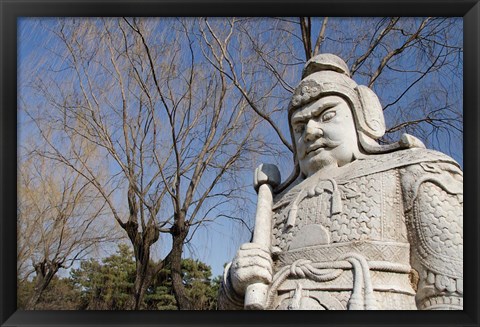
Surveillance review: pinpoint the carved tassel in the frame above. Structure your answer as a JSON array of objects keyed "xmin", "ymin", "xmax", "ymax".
[
  {"xmin": 329, "ymin": 179, "xmax": 342, "ymax": 215},
  {"xmin": 286, "ymin": 190, "xmax": 307, "ymax": 229},
  {"xmin": 331, "ymin": 190, "xmax": 342, "ymax": 215},
  {"xmin": 287, "ymin": 282, "xmax": 303, "ymax": 310},
  {"xmin": 286, "ymin": 204, "xmax": 298, "ymax": 229}
]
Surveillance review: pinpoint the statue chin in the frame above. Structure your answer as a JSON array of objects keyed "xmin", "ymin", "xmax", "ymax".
[{"xmin": 300, "ymin": 153, "xmax": 339, "ymax": 177}]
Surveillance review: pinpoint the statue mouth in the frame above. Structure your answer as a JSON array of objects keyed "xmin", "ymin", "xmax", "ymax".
[
  {"xmin": 305, "ymin": 144, "xmax": 326, "ymax": 156},
  {"xmin": 303, "ymin": 138, "xmax": 342, "ymax": 158}
]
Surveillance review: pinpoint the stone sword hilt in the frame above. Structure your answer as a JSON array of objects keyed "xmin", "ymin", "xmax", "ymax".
[{"xmin": 244, "ymin": 164, "xmax": 281, "ymax": 310}]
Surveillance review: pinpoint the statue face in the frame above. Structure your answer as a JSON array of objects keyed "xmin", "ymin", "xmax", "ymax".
[{"xmin": 291, "ymin": 95, "xmax": 360, "ymax": 177}]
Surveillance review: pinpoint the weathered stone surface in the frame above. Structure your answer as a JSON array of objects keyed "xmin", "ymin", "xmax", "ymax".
[{"xmin": 218, "ymin": 54, "xmax": 463, "ymax": 310}]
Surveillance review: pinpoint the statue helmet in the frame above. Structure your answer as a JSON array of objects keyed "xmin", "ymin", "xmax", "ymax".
[{"xmin": 275, "ymin": 53, "xmax": 424, "ymax": 193}]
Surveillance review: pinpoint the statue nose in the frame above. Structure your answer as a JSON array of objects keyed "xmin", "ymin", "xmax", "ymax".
[{"xmin": 304, "ymin": 121, "xmax": 323, "ymax": 142}]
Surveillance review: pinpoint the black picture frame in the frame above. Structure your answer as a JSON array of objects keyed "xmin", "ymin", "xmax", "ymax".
[{"xmin": 1, "ymin": 1, "xmax": 479, "ymax": 326}]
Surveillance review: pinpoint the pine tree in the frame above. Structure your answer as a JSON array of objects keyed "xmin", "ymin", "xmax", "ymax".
[{"xmin": 70, "ymin": 244, "xmax": 136, "ymax": 309}]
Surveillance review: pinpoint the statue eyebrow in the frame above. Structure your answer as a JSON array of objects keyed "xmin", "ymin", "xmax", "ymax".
[{"xmin": 291, "ymin": 101, "xmax": 340, "ymax": 125}]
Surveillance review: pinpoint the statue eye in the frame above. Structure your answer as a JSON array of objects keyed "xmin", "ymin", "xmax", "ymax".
[
  {"xmin": 294, "ymin": 124, "xmax": 305, "ymax": 134},
  {"xmin": 321, "ymin": 110, "xmax": 336, "ymax": 122}
]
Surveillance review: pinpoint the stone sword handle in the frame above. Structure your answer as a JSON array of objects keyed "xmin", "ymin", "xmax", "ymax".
[{"xmin": 244, "ymin": 164, "xmax": 281, "ymax": 310}]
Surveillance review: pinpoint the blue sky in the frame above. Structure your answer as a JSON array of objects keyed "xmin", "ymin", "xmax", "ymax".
[{"xmin": 18, "ymin": 17, "xmax": 463, "ymax": 279}]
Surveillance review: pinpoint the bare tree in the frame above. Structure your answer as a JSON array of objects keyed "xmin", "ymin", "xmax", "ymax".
[
  {"xmin": 20, "ymin": 17, "xmax": 269, "ymax": 309},
  {"xmin": 18, "ymin": 132, "xmax": 119, "ymax": 309}
]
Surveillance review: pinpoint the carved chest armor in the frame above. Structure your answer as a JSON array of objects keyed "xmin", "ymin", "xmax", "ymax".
[
  {"xmin": 268, "ymin": 169, "xmax": 417, "ymax": 310},
  {"xmin": 272, "ymin": 169, "xmax": 408, "ymax": 249}
]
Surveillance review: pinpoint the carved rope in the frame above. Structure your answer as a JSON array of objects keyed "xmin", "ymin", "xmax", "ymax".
[{"xmin": 265, "ymin": 253, "xmax": 410, "ymax": 309}]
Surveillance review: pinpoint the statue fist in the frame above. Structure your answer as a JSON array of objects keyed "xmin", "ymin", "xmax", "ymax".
[{"xmin": 230, "ymin": 243, "xmax": 273, "ymax": 296}]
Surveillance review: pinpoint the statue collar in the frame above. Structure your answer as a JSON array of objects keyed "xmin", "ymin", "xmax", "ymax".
[{"xmin": 274, "ymin": 148, "xmax": 459, "ymax": 207}]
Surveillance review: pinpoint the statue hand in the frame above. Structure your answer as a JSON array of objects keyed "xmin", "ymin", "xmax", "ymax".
[{"xmin": 230, "ymin": 242, "xmax": 273, "ymax": 296}]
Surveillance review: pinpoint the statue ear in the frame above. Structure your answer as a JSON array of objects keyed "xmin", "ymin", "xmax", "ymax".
[{"xmin": 355, "ymin": 85, "xmax": 386, "ymax": 139}]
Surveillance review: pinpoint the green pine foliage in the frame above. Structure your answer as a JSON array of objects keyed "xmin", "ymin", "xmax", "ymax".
[
  {"xmin": 182, "ymin": 259, "xmax": 219, "ymax": 310},
  {"xmin": 70, "ymin": 244, "xmax": 136, "ymax": 309},
  {"xmin": 145, "ymin": 258, "xmax": 219, "ymax": 310},
  {"xmin": 18, "ymin": 244, "xmax": 220, "ymax": 310}
]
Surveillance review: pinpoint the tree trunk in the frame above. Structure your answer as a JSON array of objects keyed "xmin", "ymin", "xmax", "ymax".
[
  {"xmin": 25, "ymin": 283, "xmax": 46, "ymax": 310},
  {"xmin": 124, "ymin": 218, "xmax": 160, "ymax": 310},
  {"xmin": 132, "ymin": 261, "xmax": 151, "ymax": 310},
  {"xmin": 25, "ymin": 261, "xmax": 59, "ymax": 309},
  {"xmin": 170, "ymin": 224, "xmax": 191, "ymax": 310}
]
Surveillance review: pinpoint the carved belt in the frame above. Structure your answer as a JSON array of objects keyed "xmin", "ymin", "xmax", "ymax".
[
  {"xmin": 266, "ymin": 252, "xmax": 413, "ymax": 310},
  {"xmin": 277, "ymin": 240, "xmax": 412, "ymax": 266}
]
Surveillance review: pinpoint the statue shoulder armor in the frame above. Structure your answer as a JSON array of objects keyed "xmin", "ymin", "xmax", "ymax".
[
  {"xmin": 397, "ymin": 149, "xmax": 463, "ymax": 309},
  {"xmin": 397, "ymin": 149, "xmax": 462, "ymax": 211}
]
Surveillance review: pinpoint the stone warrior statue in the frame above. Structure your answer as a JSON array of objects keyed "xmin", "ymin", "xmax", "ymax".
[{"xmin": 218, "ymin": 54, "xmax": 463, "ymax": 310}]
